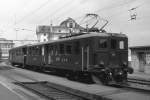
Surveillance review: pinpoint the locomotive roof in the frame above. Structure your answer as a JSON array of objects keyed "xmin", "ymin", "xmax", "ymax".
[
  {"xmin": 10, "ymin": 32, "xmax": 127, "ymax": 49},
  {"xmin": 29, "ymin": 32, "xmax": 127, "ymax": 46}
]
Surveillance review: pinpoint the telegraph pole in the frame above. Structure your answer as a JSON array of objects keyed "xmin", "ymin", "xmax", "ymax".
[{"xmin": 14, "ymin": 14, "xmax": 18, "ymax": 40}]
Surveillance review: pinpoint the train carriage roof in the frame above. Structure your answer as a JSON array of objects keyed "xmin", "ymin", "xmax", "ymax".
[
  {"xmin": 9, "ymin": 44, "xmax": 30, "ymax": 51},
  {"xmin": 29, "ymin": 32, "xmax": 127, "ymax": 46}
]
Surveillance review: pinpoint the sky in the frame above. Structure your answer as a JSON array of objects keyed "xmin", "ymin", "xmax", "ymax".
[{"xmin": 0, "ymin": 0, "xmax": 150, "ymax": 46}]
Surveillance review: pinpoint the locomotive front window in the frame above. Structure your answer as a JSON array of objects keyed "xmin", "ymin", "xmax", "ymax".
[
  {"xmin": 99, "ymin": 39, "xmax": 107, "ymax": 48},
  {"xmin": 119, "ymin": 41, "xmax": 125, "ymax": 49},
  {"xmin": 111, "ymin": 39, "xmax": 117, "ymax": 49}
]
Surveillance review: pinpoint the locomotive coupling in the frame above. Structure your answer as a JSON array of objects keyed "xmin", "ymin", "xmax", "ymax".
[{"xmin": 127, "ymin": 67, "xmax": 134, "ymax": 74}]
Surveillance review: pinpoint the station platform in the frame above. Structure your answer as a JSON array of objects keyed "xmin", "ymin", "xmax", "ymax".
[
  {"xmin": 0, "ymin": 62, "xmax": 150, "ymax": 100},
  {"xmin": 128, "ymin": 71, "xmax": 150, "ymax": 81}
]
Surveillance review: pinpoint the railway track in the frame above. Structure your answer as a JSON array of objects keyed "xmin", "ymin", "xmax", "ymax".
[
  {"xmin": 126, "ymin": 78, "xmax": 150, "ymax": 92},
  {"xmin": 14, "ymin": 65, "xmax": 150, "ymax": 93},
  {"xmin": 14, "ymin": 81, "xmax": 89, "ymax": 100}
]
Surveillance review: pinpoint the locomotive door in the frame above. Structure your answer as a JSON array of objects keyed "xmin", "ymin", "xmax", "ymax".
[{"xmin": 82, "ymin": 46, "xmax": 89, "ymax": 71}]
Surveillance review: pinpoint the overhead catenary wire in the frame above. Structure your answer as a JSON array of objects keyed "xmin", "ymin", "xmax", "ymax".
[
  {"xmin": 16, "ymin": 0, "xmax": 51, "ymax": 24},
  {"xmin": 38, "ymin": 0, "xmax": 73, "ymax": 24},
  {"xmin": 7, "ymin": 0, "xmax": 150, "ymax": 31}
]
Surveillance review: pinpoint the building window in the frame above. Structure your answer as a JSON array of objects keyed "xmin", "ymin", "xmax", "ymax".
[
  {"xmin": 69, "ymin": 23, "xmax": 73, "ymax": 28},
  {"xmin": 146, "ymin": 52, "xmax": 150, "ymax": 65},
  {"xmin": 58, "ymin": 30, "xmax": 61, "ymax": 32}
]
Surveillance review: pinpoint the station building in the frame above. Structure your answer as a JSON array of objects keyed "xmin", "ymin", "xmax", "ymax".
[
  {"xmin": 36, "ymin": 17, "xmax": 84, "ymax": 42},
  {"xmin": 0, "ymin": 38, "xmax": 14, "ymax": 61},
  {"xmin": 130, "ymin": 45, "xmax": 150, "ymax": 74}
]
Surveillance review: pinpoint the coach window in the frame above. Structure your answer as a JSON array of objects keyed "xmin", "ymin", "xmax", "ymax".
[
  {"xmin": 111, "ymin": 39, "xmax": 117, "ymax": 49},
  {"xmin": 48, "ymin": 46, "xmax": 54, "ymax": 55},
  {"xmin": 29, "ymin": 48, "xmax": 32, "ymax": 55},
  {"xmin": 66, "ymin": 45, "xmax": 72, "ymax": 54},
  {"xmin": 60, "ymin": 44, "xmax": 65, "ymax": 54},
  {"xmin": 99, "ymin": 39, "xmax": 107, "ymax": 48}
]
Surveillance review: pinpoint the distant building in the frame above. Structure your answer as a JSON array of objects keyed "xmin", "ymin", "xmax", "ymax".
[
  {"xmin": 130, "ymin": 45, "xmax": 150, "ymax": 74},
  {"xmin": 0, "ymin": 38, "xmax": 14, "ymax": 61},
  {"xmin": 36, "ymin": 17, "xmax": 84, "ymax": 42},
  {"xmin": 13, "ymin": 40, "xmax": 38, "ymax": 47}
]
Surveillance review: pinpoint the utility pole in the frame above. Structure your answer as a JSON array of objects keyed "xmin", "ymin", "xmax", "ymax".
[{"xmin": 14, "ymin": 14, "xmax": 18, "ymax": 40}]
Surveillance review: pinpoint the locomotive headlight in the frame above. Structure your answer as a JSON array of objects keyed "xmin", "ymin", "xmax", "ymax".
[
  {"xmin": 109, "ymin": 72, "xmax": 112, "ymax": 76},
  {"xmin": 118, "ymin": 71, "xmax": 123, "ymax": 75}
]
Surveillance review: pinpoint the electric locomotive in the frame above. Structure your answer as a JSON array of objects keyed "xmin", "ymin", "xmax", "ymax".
[{"xmin": 9, "ymin": 32, "xmax": 133, "ymax": 85}]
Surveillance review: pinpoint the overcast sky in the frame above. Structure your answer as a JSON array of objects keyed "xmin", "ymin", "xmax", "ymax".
[{"xmin": 0, "ymin": 0, "xmax": 150, "ymax": 46}]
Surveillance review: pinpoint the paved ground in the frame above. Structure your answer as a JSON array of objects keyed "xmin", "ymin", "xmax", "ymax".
[
  {"xmin": 0, "ymin": 83, "xmax": 25, "ymax": 100},
  {"xmin": 0, "ymin": 62, "xmax": 46, "ymax": 100},
  {"xmin": 0, "ymin": 62, "xmax": 150, "ymax": 100}
]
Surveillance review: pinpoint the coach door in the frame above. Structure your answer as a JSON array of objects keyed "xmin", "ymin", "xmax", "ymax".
[
  {"xmin": 23, "ymin": 48, "xmax": 27, "ymax": 67},
  {"xmin": 42, "ymin": 46, "xmax": 46, "ymax": 64},
  {"xmin": 82, "ymin": 46, "xmax": 89, "ymax": 71}
]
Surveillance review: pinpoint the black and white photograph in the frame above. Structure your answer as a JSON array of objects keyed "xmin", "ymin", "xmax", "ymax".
[{"xmin": 0, "ymin": 0, "xmax": 150, "ymax": 100}]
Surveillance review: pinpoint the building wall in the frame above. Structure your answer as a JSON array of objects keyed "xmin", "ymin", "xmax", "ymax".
[
  {"xmin": 131, "ymin": 51, "xmax": 139, "ymax": 71},
  {"xmin": 0, "ymin": 39, "xmax": 14, "ymax": 61},
  {"xmin": 36, "ymin": 18, "xmax": 84, "ymax": 42},
  {"xmin": 130, "ymin": 47, "xmax": 150, "ymax": 74}
]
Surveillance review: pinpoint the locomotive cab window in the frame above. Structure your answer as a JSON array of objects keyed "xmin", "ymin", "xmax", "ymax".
[
  {"xmin": 99, "ymin": 39, "xmax": 107, "ymax": 48},
  {"xmin": 119, "ymin": 41, "xmax": 125, "ymax": 49},
  {"xmin": 111, "ymin": 39, "xmax": 117, "ymax": 49}
]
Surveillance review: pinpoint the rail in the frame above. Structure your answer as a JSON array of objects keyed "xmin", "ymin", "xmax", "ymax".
[
  {"xmin": 14, "ymin": 81, "xmax": 95, "ymax": 100},
  {"xmin": 125, "ymin": 78, "xmax": 150, "ymax": 92}
]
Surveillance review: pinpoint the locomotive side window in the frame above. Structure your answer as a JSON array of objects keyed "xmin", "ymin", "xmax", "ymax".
[
  {"xmin": 74, "ymin": 41, "xmax": 80, "ymax": 54},
  {"xmin": 119, "ymin": 41, "xmax": 124, "ymax": 49},
  {"xmin": 99, "ymin": 39, "xmax": 107, "ymax": 48},
  {"xmin": 111, "ymin": 39, "xmax": 117, "ymax": 49}
]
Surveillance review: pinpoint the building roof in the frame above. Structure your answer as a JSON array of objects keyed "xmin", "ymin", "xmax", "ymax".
[
  {"xmin": 60, "ymin": 17, "xmax": 76, "ymax": 25},
  {"xmin": 130, "ymin": 45, "xmax": 150, "ymax": 49},
  {"xmin": 0, "ymin": 38, "xmax": 6, "ymax": 40},
  {"xmin": 60, "ymin": 17, "xmax": 84, "ymax": 29}
]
